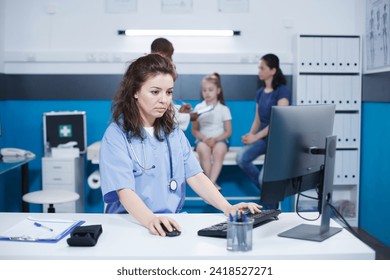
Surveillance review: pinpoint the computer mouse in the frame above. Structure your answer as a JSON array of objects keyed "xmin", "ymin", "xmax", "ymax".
[{"xmin": 160, "ymin": 224, "xmax": 181, "ymax": 237}]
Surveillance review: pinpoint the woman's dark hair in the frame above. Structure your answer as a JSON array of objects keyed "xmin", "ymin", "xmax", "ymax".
[
  {"xmin": 261, "ymin": 53, "xmax": 286, "ymax": 89},
  {"xmin": 111, "ymin": 53, "xmax": 176, "ymax": 141},
  {"xmin": 150, "ymin": 37, "xmax": 174, "ymax": 60},
  {"xmin": 202, "ymin": 72, "xmax": 225, "ymax": 105}
]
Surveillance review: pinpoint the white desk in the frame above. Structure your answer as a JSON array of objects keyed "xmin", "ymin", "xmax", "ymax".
[{"xmin": 0, "ymin": 212, "xmax": 374, "ymax": 260}]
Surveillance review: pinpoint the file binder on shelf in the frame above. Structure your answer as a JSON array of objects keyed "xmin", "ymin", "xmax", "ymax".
[
  {"xmin": 0, "ymin": 216, "xmax": 85, "ymax": 243},
  {"xmin": 294, "ymin": 34, "xmax": 361, "ymax": 227}
]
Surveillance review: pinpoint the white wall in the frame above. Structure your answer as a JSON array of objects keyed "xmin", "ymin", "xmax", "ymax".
[
  {"xmin": 2, "ymin": 0, "xmax": 365, "ymax": 74},
  {"xmin": 0, "ymin": 0, "xmax": 5, "ymax": 72}
]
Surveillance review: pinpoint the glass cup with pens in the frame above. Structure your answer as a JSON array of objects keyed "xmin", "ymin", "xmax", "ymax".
[{"xmin": 226, "ymin": 211, "xmax": 254, "ymax": 252}]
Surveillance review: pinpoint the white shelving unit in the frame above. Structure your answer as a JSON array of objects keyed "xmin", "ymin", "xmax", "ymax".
[{"xmin": 294, "ymin": 34, "xmax": 361, "ymax": 227}]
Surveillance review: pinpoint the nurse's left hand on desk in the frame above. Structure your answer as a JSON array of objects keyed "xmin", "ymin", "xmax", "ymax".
[
  {"xmin": 148, "ymin": 216, "xmax": 181, "ymax": 237},
  {"xmin": 224, "ymin": 202, "xmax": 262, "ymax": 216}
]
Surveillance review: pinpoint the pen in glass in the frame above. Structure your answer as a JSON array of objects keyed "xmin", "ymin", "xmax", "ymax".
[{"xmin": 33, "ymin": 222, "xmax": 53, "ymax": 232}]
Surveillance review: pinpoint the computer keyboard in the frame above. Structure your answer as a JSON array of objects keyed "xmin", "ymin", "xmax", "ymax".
[{"xmin": 197, "ymin": 209, "xmax": 281, "ymax": 238}]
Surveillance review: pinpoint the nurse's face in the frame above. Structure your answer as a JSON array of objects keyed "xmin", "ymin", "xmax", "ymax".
[{"xmin": 134, "ymin": 73, "xmax": 174, "ymax": 127}]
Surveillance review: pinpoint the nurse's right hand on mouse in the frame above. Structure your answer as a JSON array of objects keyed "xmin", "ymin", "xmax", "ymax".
[{"xmin": 148, "ymin": 216, "xmax": 181, "ymax": 237}]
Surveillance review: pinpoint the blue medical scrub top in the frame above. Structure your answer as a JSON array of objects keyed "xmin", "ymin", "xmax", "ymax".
[{"xmin": 99, "ymin": 123, "xmax": 203, "ymax": 214}]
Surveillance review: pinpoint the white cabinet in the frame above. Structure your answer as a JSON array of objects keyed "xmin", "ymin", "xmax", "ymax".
[
  {"xmin": 42, "ymin": 157, "xmax": 84, "ymax": 212},
  {"xmin": 294, "ymin": 35, "xmax": 361, "ymax": 226}
]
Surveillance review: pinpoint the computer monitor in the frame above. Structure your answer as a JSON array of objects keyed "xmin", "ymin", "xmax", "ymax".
[{"xmin": 261, "ymin": 104, "xmax": 341, "ymax": 242}]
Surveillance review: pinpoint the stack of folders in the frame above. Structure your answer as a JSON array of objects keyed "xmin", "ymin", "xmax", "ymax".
[{"xmin": 0, "ymin": 216, "xmax": 84, "ymax": 243}]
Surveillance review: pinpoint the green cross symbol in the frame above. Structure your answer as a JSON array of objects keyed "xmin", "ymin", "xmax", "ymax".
[{"xmin": 59, "ymin": 125, "xmax": 72, "ymax": 138}]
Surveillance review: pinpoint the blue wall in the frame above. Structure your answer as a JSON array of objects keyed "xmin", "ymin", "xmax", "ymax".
[
  {"xmin": 1, "ymin": 99, "xmax": 283, "ymax": 214},
  {"xmin": 3, "ymin": 99, "xmax": 389, "ymax": 247},
  {"xmin": 360, "ymin": 102, "xmax": 390, "ymax": 247},
  {"xmin": 0, "ymin": 100, "xmax": 112, "ymax": 212}
]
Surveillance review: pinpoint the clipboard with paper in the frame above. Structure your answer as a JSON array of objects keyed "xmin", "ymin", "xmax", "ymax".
[{"xmin": 0, "ymin": 216, "xmax": 85, "ymax": 243}]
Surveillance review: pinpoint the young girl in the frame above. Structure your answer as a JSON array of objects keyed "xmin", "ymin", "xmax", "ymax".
[{"xmin": 192, "ymin": 73, "xmax": 232, "ymax": 191}]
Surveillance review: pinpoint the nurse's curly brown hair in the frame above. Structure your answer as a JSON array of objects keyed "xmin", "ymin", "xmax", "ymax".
[{"xmin": 112, "ymin": 54, "xmax": 176, "ymax": 141}]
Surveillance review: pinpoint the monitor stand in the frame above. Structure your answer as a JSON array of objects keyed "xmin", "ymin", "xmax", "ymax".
[
  {"xmin": 278, "ymin": 224, "xmax": 341, "ymax": 242},
  {"xmin": 278, "ymin": 135, "xmax": 342, "ymax": 242}
]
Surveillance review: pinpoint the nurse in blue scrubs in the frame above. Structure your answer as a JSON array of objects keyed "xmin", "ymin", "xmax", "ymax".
[{"xmin": 100, "ymin": 54, "xmax": 261, "ymax": 237}]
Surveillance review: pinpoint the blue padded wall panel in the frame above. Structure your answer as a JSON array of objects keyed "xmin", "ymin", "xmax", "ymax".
[{"xmin": 360, "ymin": 102, "xmax": 390, "ymax": 247}]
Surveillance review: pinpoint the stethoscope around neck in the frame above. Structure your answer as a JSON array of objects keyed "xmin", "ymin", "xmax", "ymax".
[{"xmin": 127, "ymin": 133, "xmax": 178, "ymax": 192}]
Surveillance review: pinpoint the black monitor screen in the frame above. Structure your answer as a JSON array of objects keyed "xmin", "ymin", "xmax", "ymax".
[
  {"xmin": 43, "ymin": 112, "xmax": 86, "ymax": 153},
  {"xmin": 261, "ymin": 104, "xmax": 335, "ymax": 204},
  {"xmin": 260, "ymin": 104, "xmax": 341, "ymax": 242}
]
